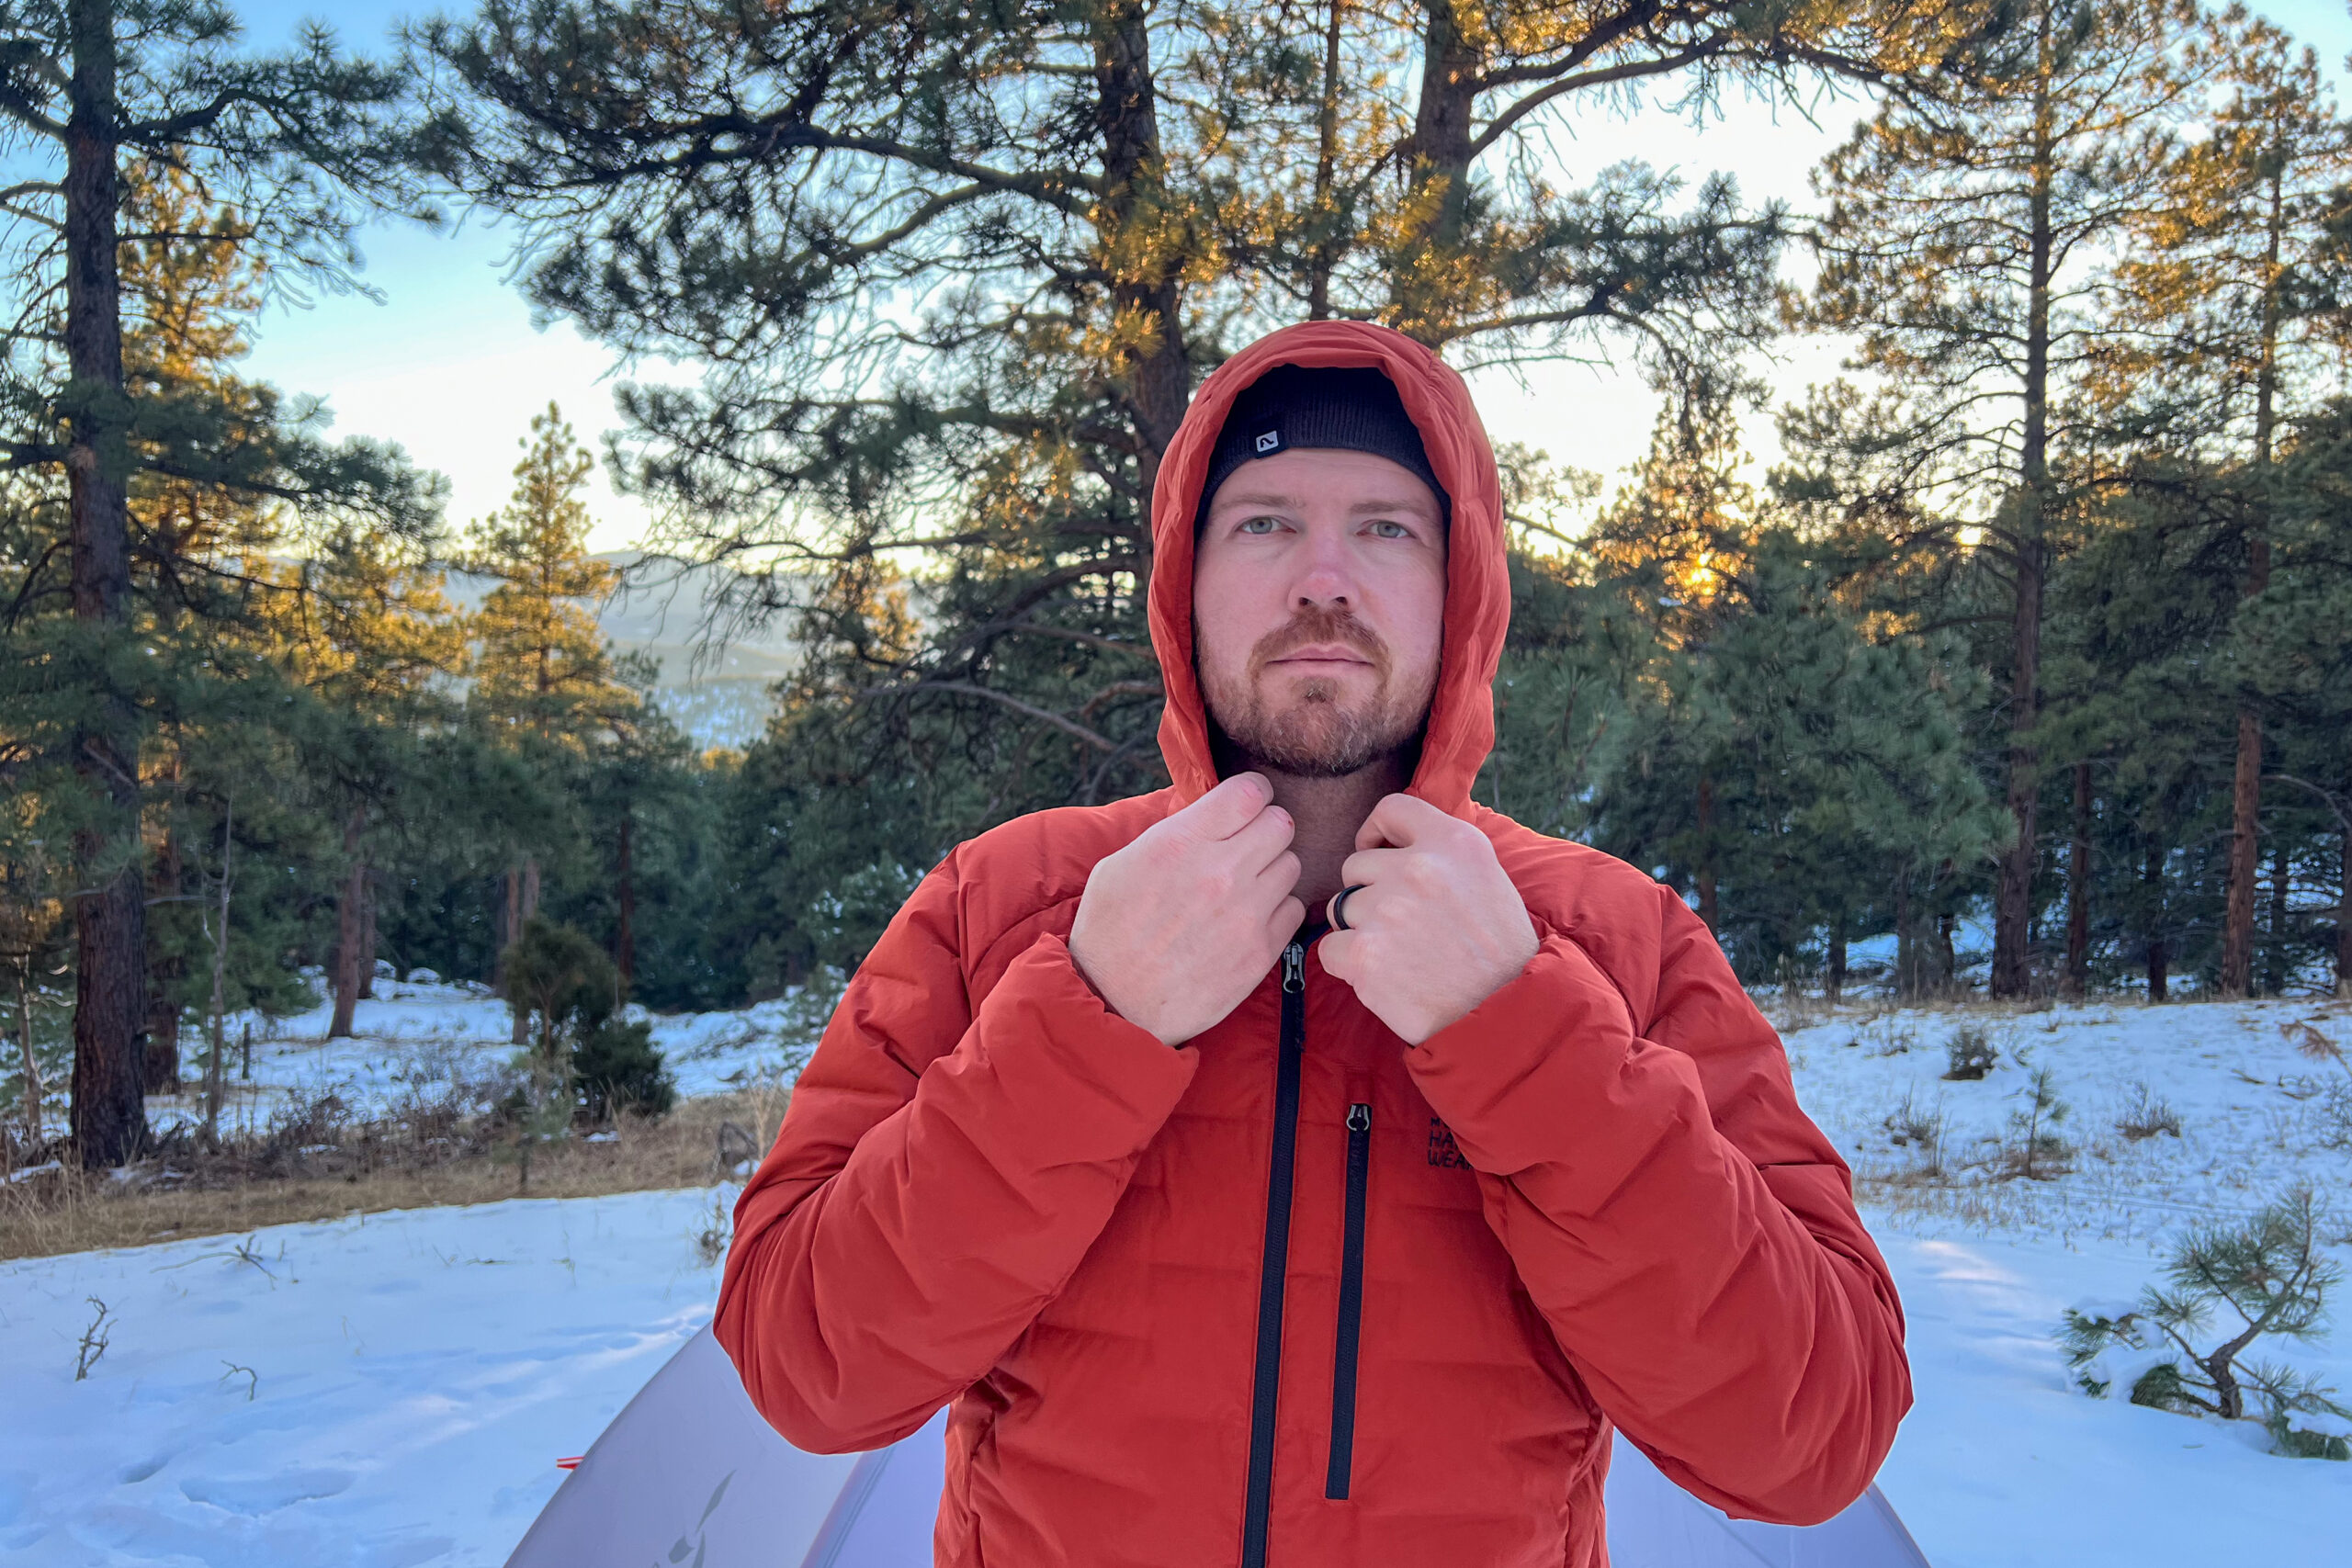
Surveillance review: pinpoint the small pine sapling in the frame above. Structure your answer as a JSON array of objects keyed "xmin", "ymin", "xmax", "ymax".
[
  {"xmin": 1943, "ymin": 1025, "xmax": 1996, "ymax": 1080},
  {"xmin": 1880, "ymin": 1088, "xmax": 1947, "ymax": 1179},
  {"xmin": 2062, "ymin": 1190, "xmax": 2348, "ymax": 1457},
  {"xmin": 2003, "ymin": 1066, "xmax": 2073, "ymax": 1179}
]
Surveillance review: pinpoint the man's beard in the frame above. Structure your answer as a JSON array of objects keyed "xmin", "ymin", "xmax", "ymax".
[{"xmin": 1198, "ymin": 604, "xmax": 1435, "ymax": 779}]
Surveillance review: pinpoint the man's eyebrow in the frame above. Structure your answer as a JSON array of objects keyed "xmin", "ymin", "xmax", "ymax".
[{"xmin": 1210, "ymin": 491, "xmax": 1439, "ymax": 515}]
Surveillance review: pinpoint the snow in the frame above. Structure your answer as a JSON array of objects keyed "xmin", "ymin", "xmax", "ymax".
[
  {"xmin": 124, "ymin": 979, "xmax": 816, "ymax": 1145},
  {"xmin": 4, "ymin": 994, "xmax": 2348, "ymax": 1565},
  {"xmin": 0, "ymin": 1190, "xmax": 729, "ymax": 1567}
]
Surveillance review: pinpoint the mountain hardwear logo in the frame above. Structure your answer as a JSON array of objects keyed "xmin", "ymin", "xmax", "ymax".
[{"xmin": 1254, "ymin": 430, "xmax": 1281, "ymax": 453}]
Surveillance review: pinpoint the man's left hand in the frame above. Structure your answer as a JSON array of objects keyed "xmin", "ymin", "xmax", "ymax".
[{"xmin": 1317, "ymin": 795, "xmax": 1540, "ymax": 1045}]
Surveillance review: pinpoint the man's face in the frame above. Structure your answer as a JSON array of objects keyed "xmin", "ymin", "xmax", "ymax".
[{"xmin": 1193, "ymin": 446, "xmax": 1447, "ymax": 778}]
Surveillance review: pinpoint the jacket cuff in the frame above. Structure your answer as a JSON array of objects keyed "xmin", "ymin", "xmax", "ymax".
[
  {"xmin": 1403, "ymin": 933, "xmax": 1671, "ymax": 1179},
  {"xmin": 970, "ymin": 932, "xmax": 1198, "ymax": 1143}
]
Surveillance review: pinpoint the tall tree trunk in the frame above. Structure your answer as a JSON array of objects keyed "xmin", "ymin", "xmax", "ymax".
[
  {"xmin": 1894, "ymin": 875, "xmax": 1915, "ymax": 999},
  {"xmin": 356, "ymin": 869, "xmax": 378, "ymax": 999},
  {"xmin": 1395, "ymin": 0, "xmax": 1480, "ymax": 341},
  {"xmin": 328, "ymin": 813, "xmax": 366, "ymax": 1040},
  {"xmin": 2223, "ymin": 156, "xmax": 2288, "ymax": 998},
  {"xmin": 1306, "ymin": 0, "xmax": 1347, "ymax": 320},
  {"xmin": 494, "ymin": 866, "xmax": 521, "ymax": 994},
  {"xmin": 1826, "ymin": 915, "xmax": 1847, "ymax": 1004},
  {"xmin": 511, "ymin": 857, "xmax": 541, "ymax": 1044},
  {"xmin": 142, "ymin": 827, "xmax": 180, "ymax": 1093},
  {"xmin": 1092, "ymin": 1, "xmax": 1188, "ymax": 496},
  {"xmin": 1936, "ymin": 909, "xmax": 1957, "ymax": 993},
  {"xmin": 1694, "ymin": 773, "xmax": 1718, "ymax": 934},
  {"xmin": 2065, "ymin": 761, "xmax": 2091, "ymax": 998},
  {"xmin": 615, "ymin": 813, "xmax": 636, "ymax": 999},
  {"xmin": 2143, "ymin": 842, "xmax": 2168, "ymax": 1002},
  {"xmin": 200, "ymin": 796, "xmax": 230, "ymax": 1149},
  {"xmin": 2263, "ymin": 839, "xmax": 2290, "ymax": 996},
  {"xmin": 64, "ymin": 0, "xmax": 146, "ymax": 1168},
  {"xmin": 16, "ymin": 960, "xmax": 40, "ymax": 1152},
  {"xmin": 2338, "ymin": 825, "xmax": 2350, "ymax": 1000},
  {"xmin": 1994, "ymin": 51, "xmax": 2057, "ymax": 1001}
]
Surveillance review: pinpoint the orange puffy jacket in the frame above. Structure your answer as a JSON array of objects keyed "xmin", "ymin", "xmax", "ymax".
[{"xmin": 715, "ymin": 321, "xmax": 1910, "ymax": 1567}]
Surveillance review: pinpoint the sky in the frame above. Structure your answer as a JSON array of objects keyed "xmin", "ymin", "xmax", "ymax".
[{"xmin": 228, "ymin": 1, "xmax": 2352, "ymax": 554}]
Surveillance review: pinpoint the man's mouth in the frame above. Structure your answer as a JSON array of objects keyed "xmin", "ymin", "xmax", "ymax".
[{"xmin": 1267, "ymin": 643, "xmax": 1374, "ymax": 668}]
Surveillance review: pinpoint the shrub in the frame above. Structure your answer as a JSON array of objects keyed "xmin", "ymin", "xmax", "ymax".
[
  {"xmin": 1880, "ymin": 1088, "xmax": 1946, "ymax": 1177},
  {"xmin": 498, "ymin": 916, "xmax": 675, "ymax": 1128},
  {"xmin": 2062, "ymin": 1189, "xmax": 2347, "ymax": 1457},
  {"xmin": 574, "ymin": 1016, "xmax": 676, "ymax": 1122},
  {"xmin": 2114, "ymin": 1082, "xmax": 2184, "ymax": 1142},
  {"xmin": 1943, "ymin": 1025, "xmax": 1997, "ymax": 1081}
]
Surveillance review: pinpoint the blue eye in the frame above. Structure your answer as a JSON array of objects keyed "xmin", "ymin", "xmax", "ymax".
[
  {"xmin": 1238, "ymin": 516, "xmax": 1281, "ymax": 535},
  {"xmin": 1368, "ymin": 520, "xmax": 1410, "ymax": 539}
]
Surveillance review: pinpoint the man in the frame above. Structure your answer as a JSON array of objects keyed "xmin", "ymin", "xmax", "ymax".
[{"xmin": 715, "ymin": 321, "xmax": 1909, "ymax": 1567}]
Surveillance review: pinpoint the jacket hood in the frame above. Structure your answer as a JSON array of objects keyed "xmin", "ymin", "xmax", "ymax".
[{"xmin": 1148, "ymin": 321, "xmax": 1510, "ymax": 814}]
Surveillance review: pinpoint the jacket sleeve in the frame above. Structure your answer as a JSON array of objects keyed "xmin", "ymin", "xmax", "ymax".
[
  {"xmin": 711, "ymin": 855, "xmax": 1197, "ymax": 1452},
  {"xmin": 1402, "ymin": 886, "xmax": 1909, "ymax": 1524}
]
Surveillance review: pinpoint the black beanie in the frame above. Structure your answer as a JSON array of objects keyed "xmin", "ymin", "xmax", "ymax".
[{"xmin": 1194, "ymin": 365, "xmax": 1448, "ymax": 530}]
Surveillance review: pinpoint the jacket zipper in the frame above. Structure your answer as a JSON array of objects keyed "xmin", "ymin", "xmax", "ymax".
[
  {"xmin": 1240, "ymin": 939, "xmax": 1306, "ymax": 1568},
  {"xmin": 1325, "ymin": 1100, "xmax": 1371, "ymax": 1500}
]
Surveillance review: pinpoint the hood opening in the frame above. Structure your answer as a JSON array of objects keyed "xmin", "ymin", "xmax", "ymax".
[{"xmin": 1148, "ymin": 321, "xmax": 1511, "ymax": 816}]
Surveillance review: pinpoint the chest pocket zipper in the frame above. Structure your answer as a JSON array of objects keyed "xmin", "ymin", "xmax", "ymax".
[{"xmin": 1326, "ymin": 1100, "xmax": 1372, "ymax": 1500}]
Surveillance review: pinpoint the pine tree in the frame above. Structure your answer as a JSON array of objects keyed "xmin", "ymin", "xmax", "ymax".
[
  {"xmin": 463, "ymin": 403, "xmax": 642, "ymax": 1032},
  {"xmin": 0, "ymin": 1, "xmax": 434, "ymax": 1165},
  {"xmin": 2100, "ymin": 6, "xmax": 2352, "ymax": 996},
  {"xmin": 1803, "ymin": 0, "xmax": 2198, "ymax": 998}
]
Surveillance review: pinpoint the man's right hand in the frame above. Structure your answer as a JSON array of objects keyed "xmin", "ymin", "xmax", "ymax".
[{"xmin": 1068, "ymin": 773, "xmax": 1304, "ymax": 1046}]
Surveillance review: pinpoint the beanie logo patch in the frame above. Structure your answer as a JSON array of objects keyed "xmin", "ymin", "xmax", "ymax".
[{"xmin": 1254, "ymin": 429, "xmax": 1282, "ymax": 454}]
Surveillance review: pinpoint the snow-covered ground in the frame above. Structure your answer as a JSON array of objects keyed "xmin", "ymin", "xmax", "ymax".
[
  {"xmin": 4, "ymin": 995, "xmax": 2348, "ymax": 1565},
  {"xmin": 127, "ymin": 978, "xmax": 818, "ymax": 1144}
]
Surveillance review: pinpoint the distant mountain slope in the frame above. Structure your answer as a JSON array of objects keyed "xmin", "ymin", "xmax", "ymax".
[{"xmin": 443, "ymin": 551, "xmax": 804, "ymax": 748}]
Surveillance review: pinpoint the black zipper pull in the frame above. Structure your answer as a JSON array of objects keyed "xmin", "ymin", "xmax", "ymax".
[
  {"xmin": 1282, "ymin": 942, "xmax": 1304, "ymax": 993},
  {"xmin": 1347, "ymin": 1102, "xmax": 1370, "ymax": 1133}
]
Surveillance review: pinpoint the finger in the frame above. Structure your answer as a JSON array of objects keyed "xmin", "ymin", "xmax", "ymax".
[
  {"xmin": 1356, "ymin": 791, "xmax": 1444, "ymax": 852},
  {"xmin": 1253, "ymin": 851, "xmax": 1302, "ymax": 903},
  {"xmin": 1317, "ymin": 927, "xmax": 1358, "ymax": 981},
  {"xmin": 1182, "ymin": 773, "xmax": 1276, "ymax": 840},
  {"xmin": 1328, "ymin": 881, "xmax": 1384, "ymax": 934},
  {"xmin": 1264, "ymin": 894, "xmax": 1306, "ymax": 951},
  {"xmin": 1223, "ymin": 801, "xmax": 1296, "ymax": 874},
  {"xmin": 1338, "ymin": 844, "xmax": 1408, "ymax": 892}
]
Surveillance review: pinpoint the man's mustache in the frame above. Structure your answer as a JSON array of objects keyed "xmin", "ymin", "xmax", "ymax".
[{"xmin": 1248, "ymin": 606, "xmax": 1393, "ymax": 681}]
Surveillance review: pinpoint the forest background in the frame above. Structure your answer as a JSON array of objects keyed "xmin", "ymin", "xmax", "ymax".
[{"xmin": 7, "ymin": 0, "xmax": 2352, "ymax": 1170}]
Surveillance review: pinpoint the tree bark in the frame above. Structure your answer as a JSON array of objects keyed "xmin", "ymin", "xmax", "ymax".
[
  {"xmin": 16, "ymin": 960, "xmax": 40, "ymax": 1152},
  {"xmin": 64, "ymin": 0, "xmax": 147, "ymax": 1168},
  {"xmin": 2143, "ymin": 842, "xmax": 2168, "ymax": 1001},
  {"xmin": 142, "ymin": 833, "xmax": 180, "ymax": 1094},
  {"xmin": 356, "ymin": 868, "xmax": 378, "ymax": 1000},
  {"xmin": 201, "ymin": 796, "xmax": 230, "ymax": 1149},
  {"xmin": 1393, "ymin": 0, "xmax": 1480, "ymax": 341},
  {"xmin": 2338, "ymin": 825, "xmax": 2351, "ymax": 1000},
  {"xmin": 1826, "ymin": 915, "xmax": 1847, "ymax": 1004},
  {"xmin": 2065, "ymin": 761, "xmax": 2091, "ymax": 998},
  {"xmin": 511, "ymin": 857, "xmax": 541, "ymax": 1044},
  {"xmin": 615, "ymin": 813, "xmax": 635, "ymax": 999},
  {"xmin": 1306, "ymin": 0, "xmax": 1347, "ymax": 320},
  {"xmin": 1092, "ymin": 1, "xmax": 1188, "ymax": 493},
  {"xmin": 2222, "ymin": 153, "xmax": 2288, "ymax": 998},
  {"xmin": 2264, "ymin": 838, "xmax": 2290, "ymax": 996},
  {"xmin": 1694, "ymin": 773, "xmax": 1718, "ymax": 934},
  {"xmin": 1894, "ymin": 875, "xmax": 1915, "ymax": 999},
  {"xmin": 1994, "ymin": 43, "xmax": 2058, "ymax": 1001},
  {"xmin": 328, "ymin": 813, "xmax": 366, "ymax": 1040}
]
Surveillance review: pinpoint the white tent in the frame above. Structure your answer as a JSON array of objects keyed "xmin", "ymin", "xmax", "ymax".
[{"xmin": 506, "ymin": 1327, "xmax": 1930, "ymax": 1567}]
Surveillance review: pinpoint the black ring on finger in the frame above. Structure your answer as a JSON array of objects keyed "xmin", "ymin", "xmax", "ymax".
[{"xmin": 1329, "ymin": 884, "xmax": 1367, "ymax": 931}]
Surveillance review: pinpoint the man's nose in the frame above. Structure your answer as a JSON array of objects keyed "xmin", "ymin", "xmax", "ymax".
[{"xmin": 1290, "ymin": 527, "xmax": 1360, "ymax": 608}]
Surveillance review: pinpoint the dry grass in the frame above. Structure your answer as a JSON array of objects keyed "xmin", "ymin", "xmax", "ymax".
[{"xmin": 0, "ymin": 1085, "xmax": 791, "ymax": 1263}]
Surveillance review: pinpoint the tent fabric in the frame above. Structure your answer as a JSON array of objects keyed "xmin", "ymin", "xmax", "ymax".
[{"xmin": 506, "ymin": 1328, "xmax": 1931, "ymax": 1568}]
